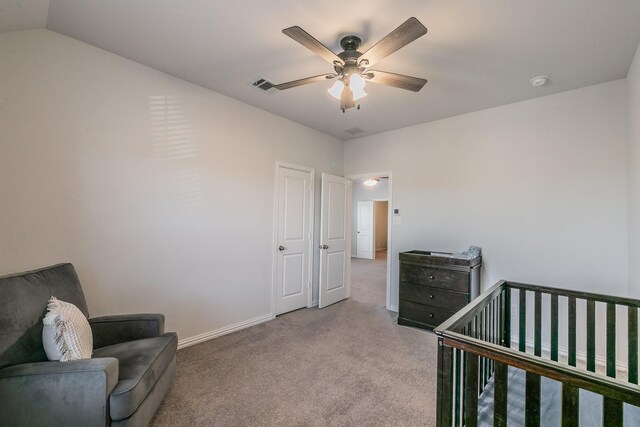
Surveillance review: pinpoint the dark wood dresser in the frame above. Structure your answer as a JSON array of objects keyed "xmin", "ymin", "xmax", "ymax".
[{"xmin": 398, "ymin": 250, "xmax": 481, "ymax": 331}]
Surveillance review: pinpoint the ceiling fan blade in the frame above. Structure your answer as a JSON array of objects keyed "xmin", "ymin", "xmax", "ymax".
[
  {"xmin": 366, "ymin": 70, "xmax": 427, "ymax": 92},
  {"xmin": 283, "ymin": 26, "xmax": 344, "ymax": 65},
  {"xmin": 274, "ymin": 73, "xmax": 335, "ymax": 90},
  {"xmin": 360, "ymin": 17, "xmax": 427, "ymax": 67}
]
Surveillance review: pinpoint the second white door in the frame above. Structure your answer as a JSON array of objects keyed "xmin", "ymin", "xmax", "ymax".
[
  {"xmin": 318, "ymin": 173, "xmax": 351, "ymax": 308},
  {"xmin": 356, "ymin": 200, "xmax": 374, "ymax": 259}
]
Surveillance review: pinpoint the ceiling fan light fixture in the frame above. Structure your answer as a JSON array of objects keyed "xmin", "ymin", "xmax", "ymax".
[
  {"xmin": 328, "ymin": 80, "xmax": 344, "ymax": 99},
  {"xmin": 363, "ymin": 178, "xmax": 380, "ymax": 187},
  {"xmin": 350, "ymin": 73, "xmax": 367, "ymax": 101}
]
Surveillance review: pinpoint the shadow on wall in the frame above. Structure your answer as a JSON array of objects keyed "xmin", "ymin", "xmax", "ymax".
[{"xmin": 149, "ymin": 95, "xmax": 203, "ymax": 228}]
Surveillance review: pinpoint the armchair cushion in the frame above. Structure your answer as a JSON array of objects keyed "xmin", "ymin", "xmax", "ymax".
[{"xmin": 92, "ymin": 332, "xmax": 177, "ymax": 421}]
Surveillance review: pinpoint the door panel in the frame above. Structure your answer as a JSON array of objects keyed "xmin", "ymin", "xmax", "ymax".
[
  {"xmin": 276, "ymin": 166, "xmax": 312, "ymax": 315},
  {"xmin": 356, "ymin": 200, "xmax": 374, "ymax": 259},
  {"xmin": 326, "ymin": 251, "xmax": 346, "ymax": 291},
  {"xmin": 328, "ymin": 181, "xmax": 346, "ymax": 239},
  {"xmin": 283, "ymin": 176, "xmax": 305, "ymax": 240},
  {"xmin": 319, "ymin": 173, "xmax": 351, "ymax": 308},
  {"xmin": 282, "ymin": 253, "xmax": 304, "ymax": 297}
]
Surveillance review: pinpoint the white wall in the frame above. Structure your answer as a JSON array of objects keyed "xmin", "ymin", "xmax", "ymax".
[
  {"xmin": 629, "ymin": 42, "xmax": 640, "ymax": 297},
  {"xmin": 0, "ymin": 30, "xmax": 343, "ymax": 343},
  {"xmin": 345, "ymin": 80, "xmax": 629, "ymax": 311},
  {"xmin": 350, "ymin": 179, "xmax": 389, "ymax": 256}
]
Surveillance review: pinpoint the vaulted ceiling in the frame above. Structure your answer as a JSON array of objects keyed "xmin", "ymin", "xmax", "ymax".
[{"xmin": 3, "ymin": 0, "xmax": 640, "ymax": 139}]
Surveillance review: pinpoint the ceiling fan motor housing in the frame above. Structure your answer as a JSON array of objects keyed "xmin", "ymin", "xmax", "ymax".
[{"xmin": 338, "ymin": 36, "xmax": 363, "ymax": 61}]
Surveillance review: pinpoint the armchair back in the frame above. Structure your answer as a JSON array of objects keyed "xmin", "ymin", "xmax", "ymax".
[{"xmin": 0, "ymin": 263, "xmax": 89, "ymax": 369}]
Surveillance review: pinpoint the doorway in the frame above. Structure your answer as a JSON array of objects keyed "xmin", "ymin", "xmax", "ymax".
[{"xmin": 348, "ymin": 174, "xmax": 392, "ymax": 309}]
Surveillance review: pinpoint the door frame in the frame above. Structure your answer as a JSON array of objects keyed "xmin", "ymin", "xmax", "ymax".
[
  {"xmin": 346, "ymin": 171, "xmax": 394, "ymax": 312},
  {"xmin": 271, "ymin": 162, "xmax": 315, "ymax": 318}
]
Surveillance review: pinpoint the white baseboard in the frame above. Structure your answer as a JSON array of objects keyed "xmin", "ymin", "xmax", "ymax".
[
  {"xmin": 310, "ymin": 300, "xmax": 318, "ymax": 307},
  {"xmin": 387, "ymin": 304, "xmax": 398, "ymax": 312},
  {"xmin": 177, "ymin": 313, "xmax": 274, "ymax": 350}
]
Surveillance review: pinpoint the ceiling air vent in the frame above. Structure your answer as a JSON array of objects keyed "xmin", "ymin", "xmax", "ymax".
[
  {"xmin": 250, "ymin": 77, "xmax": 277, "ymax": 94},
  {"xmin": 343, "ymin": 127, "xmax": 364, "ymax": 136}
]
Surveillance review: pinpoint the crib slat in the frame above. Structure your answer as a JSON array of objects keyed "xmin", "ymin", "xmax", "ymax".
[
  {"xmin": 525, "ymin": 372, "xmax": 541, "ymax": 427},
  {"xmin": 479, "ymin": 310, "xmax": 485, "ymax": 389},
  {"xmin": 465, "ymin": 353, "xmax": 479, "ymax": 427},
  {"xmin": 494, "ymin": 362, "xmax": 508, "ymax": 427},
  {"xmin": 561, "ymin": 384, "xmax": 579, "ymax": 427},
  {"xmin": 606, "ymin": 303, "xmax": 616, "ymax": 378},
  {"xmin": 519, "ymin": 289, "xmax": 527, "ymax": 353},
  {"xmin": 436, "ymin": 341, "xmax": 453, "ymax": 427},
  {"xmin": 551, "ymin": 294, "xmax": 559, "ymax": 362},
  {"xmin": 503, "ymin": 288, "xmax": 511, "ymax": 348},
  {"xmin": 603, "ymin": 397, "xmax": 623, "ymax": 427},
  {"xmin": 484, "ymin": 307, "xmax": 490, "ymax": 382},
  {"xmin": 587, "ymin": 300, "xmax": 596, "ymax": 372},
  {"xmin": 568, "ymin": 297, "xmax": 577, "ymax": 367},
  {"xmin": 534, "ymin": 291, "xmax": 542, "ymax": 357},
  {"xmin": 629, "ymin": 306, "xmax": 638, "ymax": 384},
  {"xmin": 497, "ymin": 292, "xmax": 503, "ymax": 346},
  {"xmin": 455, "ymin": 349, "xmax": 462, "ymax": 427}
]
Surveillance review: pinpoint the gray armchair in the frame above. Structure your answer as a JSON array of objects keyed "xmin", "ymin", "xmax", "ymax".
[{"xmin": 0, "ymin": 263, "xmax": 177, "ymax": 427}]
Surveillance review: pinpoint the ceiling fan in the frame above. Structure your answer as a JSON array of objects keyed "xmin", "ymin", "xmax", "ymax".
[{"xmin": 274, "ymin": 17, "xmax": 428, "ymax": 112}]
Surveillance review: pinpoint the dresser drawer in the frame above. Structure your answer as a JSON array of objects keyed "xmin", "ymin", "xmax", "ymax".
[
  {"xmin": 400, "ymin": 263, "xmax": 469, "ymax": 292},
  {"xmin": 399, "ymin": 282, "xmax": 469, "ymax": 310},
  {"xmin": 398, "ymin": 300, "xmax": 457, "ymax": 329}
]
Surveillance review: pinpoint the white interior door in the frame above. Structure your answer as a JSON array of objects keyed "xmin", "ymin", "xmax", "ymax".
[
  {"xmin": 318, "ymin": 173, "xmax": 351, "ymax": 308},
  {"xmin": 356, "ymin": 200, "xmax": 374, "ymax": 259},
  {"xmin": 275, "ymin": 166, "xmax": 312, "ymax": 315}
]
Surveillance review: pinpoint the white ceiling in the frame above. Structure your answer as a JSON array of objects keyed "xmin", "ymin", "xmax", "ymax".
[{"xmin": 6, "ymin": 1, "xmax": 640, "ymax": 140}]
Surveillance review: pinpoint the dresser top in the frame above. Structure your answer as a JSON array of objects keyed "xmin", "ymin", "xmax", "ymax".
[{"xmin": 399, "ymin": 250, "xmax": 482, "ymax": 268}]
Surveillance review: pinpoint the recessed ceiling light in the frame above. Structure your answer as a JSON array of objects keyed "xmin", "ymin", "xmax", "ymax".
[{"xmin": 530, "ymin": 76, "xmax": 549, "ymax": 87}]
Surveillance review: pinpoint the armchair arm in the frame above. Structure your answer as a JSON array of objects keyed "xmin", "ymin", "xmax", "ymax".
[
  {"xmin": 0, "ymin": 358, "xmax": 118, "ymax": 427},
  {"xmin": 89, "ymin": 313, "xmax": 165, "ymax": 349}
]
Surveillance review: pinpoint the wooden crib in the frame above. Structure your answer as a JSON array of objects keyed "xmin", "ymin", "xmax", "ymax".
[{"xmin": 434, "ymin": 280, "xmax": 640, "ymax": 427}]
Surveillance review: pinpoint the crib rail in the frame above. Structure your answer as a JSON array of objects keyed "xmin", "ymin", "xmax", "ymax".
[{"xmin": 434, "ymin": 280, "xmax": 640, "ymax": 427}]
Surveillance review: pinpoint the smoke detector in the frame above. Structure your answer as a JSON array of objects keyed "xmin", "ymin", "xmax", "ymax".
[{"xmin": 529, "ymin": 76, "xmax": 549, "ymax": 87}]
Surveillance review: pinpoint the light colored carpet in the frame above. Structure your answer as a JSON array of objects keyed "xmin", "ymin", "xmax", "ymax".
[{"xmin": 151, "ymin": 251, "xmax": 438, "ymax": 426}]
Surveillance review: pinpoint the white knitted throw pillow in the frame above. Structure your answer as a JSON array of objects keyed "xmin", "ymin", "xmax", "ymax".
[{"xmin": 42, "ymin": 297, "xmax": 93, "ymax": 361}]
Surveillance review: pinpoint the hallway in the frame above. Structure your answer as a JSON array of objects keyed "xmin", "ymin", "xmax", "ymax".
[{"xmin": 350, "ymin": 250, "xmax": 387, "ymax": 307}]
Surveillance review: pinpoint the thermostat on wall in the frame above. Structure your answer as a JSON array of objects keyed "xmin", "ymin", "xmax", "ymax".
[{"xmin": 393, "ymin": 208, "xmax": 401, "ymax": 225}]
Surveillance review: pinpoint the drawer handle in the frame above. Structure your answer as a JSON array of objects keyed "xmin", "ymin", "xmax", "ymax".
[
  {"xmin": 429, "ymin": 295, "xmax": 434, "ymax": 299},
  {"xmin": 429, "ymin": 275, "xmax": 435, "ymax": 280},
  {"xmin": 429, "ymin": 314, "xmax": 434, "ymax": 318}
]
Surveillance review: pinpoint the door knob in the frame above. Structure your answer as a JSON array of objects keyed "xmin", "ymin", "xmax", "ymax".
[
  {"xmin": 278, "ymin": 246, "xmax": 285, "ymax": 251},
  {"xmin": 319, "ymin": 244, "xmax": 329, "ymax": 249}
]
